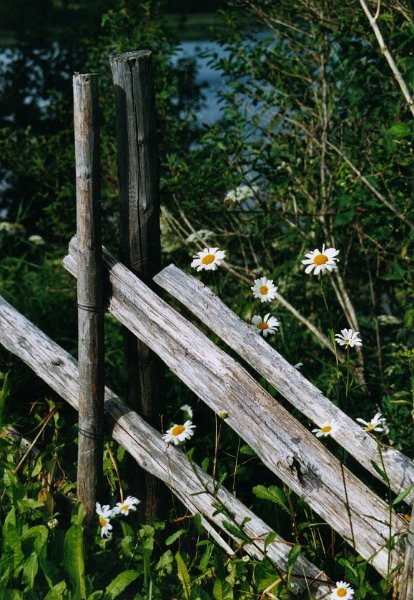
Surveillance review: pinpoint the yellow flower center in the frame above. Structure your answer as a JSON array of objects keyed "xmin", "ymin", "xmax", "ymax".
[
  {"xmin": 337, "ymin": 588, "xmax": 347, "ymax": 598},
  {"xmin": 201, "ymin": 254, "xmax": 215, "ymax": 265},
  {"xmin": 258, "ymin": 322, "xmax": 269, "ymax": 330},
  {"xmin": 314, "ymin": 253, "xmax": 328, "ymax": 265},
  {"xmin": 259, "ymin": 285, "xmax": 269, "ymax": 295},
  {"xmin": 365, "ymin": 423, "xmax": 375, "ymax": 431},
  {"xmin": 171, "ymin": 424, "xmax": 185, "ymax": 436},
  {"xmin": 120, "ymin": 503, "xmax": 128, "ymax": 512},
  {"xmin": 99, "ymin": 515, "xmax": 107, "ymax": 527},
  {"xmin": 321, "ymin": 425, "xmax": 332, "ymax": 433}
]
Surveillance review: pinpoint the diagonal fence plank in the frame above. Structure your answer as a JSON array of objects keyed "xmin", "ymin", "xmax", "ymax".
[
  {"xmin": 63, "ymin": 238, "xmax": 407, "ymax": 578},
  {"xmin": 0, "ymin": 294, "xmax": 332, "ymax": 598},
  {"xmin": 154, "ymin": 264, "xmax": 414, "ymax": 505}
]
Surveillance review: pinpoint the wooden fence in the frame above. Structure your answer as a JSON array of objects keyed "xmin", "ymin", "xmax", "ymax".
[{"xmin": 0, "ymin": 50, "xmax": 413, "ymax": 598}]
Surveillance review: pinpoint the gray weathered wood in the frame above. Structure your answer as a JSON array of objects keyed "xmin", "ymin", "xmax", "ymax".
[
  {"xmin": 0, "ymin": 294, "xmax": 332, "ymax": 598},
  {"xmin": 110, "ymin": 50, "xmax": 162, "ymax": 518},
  {"xmin": 154, "ymin": 264, "xmax": 414, "ymax": 505},
  {"xmin": 73, "ymin": 73, "xmax": 104, "ymax": 522},
  {"xmin": 399, "ymin": 502, "xmax": 414, "ymax": 599},
  {"xmin": 63, "ymin": 239, "xmax": 407, "ymax": 578}
]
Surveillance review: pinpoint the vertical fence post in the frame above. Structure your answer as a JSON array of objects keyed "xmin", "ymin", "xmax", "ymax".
[
  {"xmin": 73, "ymin": 73, "xmax": 104, "ymax": 523},
  {"xmin": 110, "ymin": 51, "xmax": 162, "ymax": 518}
]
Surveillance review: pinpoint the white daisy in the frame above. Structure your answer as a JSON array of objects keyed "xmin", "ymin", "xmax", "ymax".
[
  {"xmin": 330, "ymin": 580, "xmax": 354, "ymax": 599},
  {"xmin": 312, "ymin": 421, "xmax": 338, "ymax": 438},
  {"xmin": 302, "ymin": 244, "xmax": 339, "ymax": 275},
  {"xmin": 111, "ymin": 495, "xmax": 140, "ymax": 517},
  {"xmin": 251, "ymin": 277, "xmax": 277, "ymax": 302},
  {"xmin": 335, "ymin": 328, "xmax": 362, "ymax": 348},
  {"xmin": 163, "ymin": 420, "xmax": 196, "ymax": 445},
  {"xmin": 180, "ymin": 404, "xmax": 193, "ymax": 419},
  {"xmin": 251, "ymin": 313, "xmax": 280, "ymax": 337},
  {"xmin": 191, "ymin": 247, "xmax": 225, "ymax": 271},
  {"xmin": 96, "ymin": 502, "xmax": 113, "ymax": 538},
  {"xmin": 356, "ymin": 412, "xmax": 386, "ymax": 433}
]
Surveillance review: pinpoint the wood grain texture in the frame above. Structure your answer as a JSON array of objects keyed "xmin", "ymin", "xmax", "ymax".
[
  {"xmin": 63, "ymin": 239, "xmax": 407, "ymax": 578},
  {"xmin": 110, "ymin": 50, "xmax": 162, "ymax": 518},
  {"xmin": 73, "ymin": 73, "xmax": 104, "ymax": 521},
  {"xmin": 154, "ymin": 264, "xmax": 414, "ymax": 505},
  {"xmin": 0, "ymin": 294, "xmax": 332, "ymax": 599}
]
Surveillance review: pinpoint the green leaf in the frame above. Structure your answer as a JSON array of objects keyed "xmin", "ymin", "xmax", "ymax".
[
  {"xmin": 391, "ymin": 485, "xmax": 413, "ymax": 506},
  {"xmin": 165, "ymin": 529, "xmax": 186, "ymax": 546},
  {"xmin": 222, "ymin": 520, "xmax": 251, "ymax": 543},
  {"xmin": 87, "ymin": 593, "xmax": 104, "ymax": 600},
  {"xmin": 198, "ymin": 542, "xmax": 213, "ymax": 572},
  {"xmin": 104, "ymin": 570, "xmax": 139, "ymax": 599},
  {"xmin": 239, "ymin": 445, "xmax": 256, "ymax": 456},
  {"xmin": 287, "ymin": 544, "xmax": 301, "ymax": 569},
  {"xmin": 175, "ymin": 551, "xmax": 191, "ymax": 600},
  {"xmin": 3, "ymin": 522, "xmax": 24, "ymax": 574},
  {"xmin": 213, "ymin": 579, "xmax": 233, "ymax": 600},
  {"xmin": 2, "ymin": 590, "xmax": 22, "ymax": 600},
  {"xmin": 252, "ymin": 485, "xmax": 289, "ymax": 512},
  {"xmin": 338, "ymin": 557, "xmax": 359, "ymax": 583},
  {"xmin": 193, "ymin": 513, "xmax": 202, "ymax": 534},
  {"xmin": 190, "ymin": 587, "xmax": 211, "ymax": 600},
  {"xmin": 63, "ymin": 524, "xmax": 86, "ymax": 599},
  {"xmin": 387, "ymin": 122, "xmax": 412, "ymax": 139},
  {"xmin": 334, "ymin": 209, "xmax": 354, "ymax": 226},
  {"xmin": 22, "ymin": 552, "xmax": 38, "ymax": 591},
  {"xmin": 254, "ymin": 562, "xmax": 278, "ymax": 592},
  {"xmin": 264, "ymin": 531, "xmax": 277, "ymax": 551},
  {"xmin": 120, "ymin": 535, "xmax": 133, "ymax": 558},
  {"xmin": 370, "ymin": 460, "xmax": 390, "ymax": 484},
  {"xmin": 22, "ymin": 525, "xmax": 49, "ymax": 556},
  {"xmin": 43, "ymin": 581, "xmax": 67, "ymax": 600},
  {"xmin": 156, "ymin": 549, "xmax": 174, "ymax": 575}
]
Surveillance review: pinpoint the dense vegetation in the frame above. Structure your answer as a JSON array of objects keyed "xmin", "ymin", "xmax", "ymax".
[{"xmin": 0, "ymin": 0, "xmax": 413, "ymax": 597}]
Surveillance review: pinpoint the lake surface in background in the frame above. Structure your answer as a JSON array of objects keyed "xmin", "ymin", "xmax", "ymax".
[
  {"xmin": 0, "ymin": 40, "xmax": 226, "ymax": 126},
  {"xmin": 174, "ymin": 40, "xmax": 225, "ymax": 124}
]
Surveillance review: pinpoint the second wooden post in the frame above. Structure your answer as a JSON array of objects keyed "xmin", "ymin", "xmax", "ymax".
[
  {"xmin": 110, "ymin": 50, "xmax": 162, "ymax": 518},
  {"xmin": 73, "ymin": 73, "xmax": 104, "ymax": 523}
]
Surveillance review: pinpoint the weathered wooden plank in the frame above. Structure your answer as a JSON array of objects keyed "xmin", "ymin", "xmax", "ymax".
[
  {"xmin": 73, "ymin": 73, "xmax": 104, "ymax": 522},
  {"xmin": 110, "ymin": 49, "xmax": 162, "ymax": 518},
  {"xmin": 0, "ymin": 294, "xmax": 332, "ymax": 598},
  {"xmin": 154, "ymin": 265, "xmax": 414, "ymax": 505},
  {"xmin": 63, "ymin": 239, "xmax": 407, "ymax": 578},
  {"xmin": 399, "ymin": 502, "xmax": 414, "ymax": 599}
]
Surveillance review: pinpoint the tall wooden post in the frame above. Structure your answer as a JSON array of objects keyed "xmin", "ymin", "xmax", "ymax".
[
  {"xmin": 110, "ymin": 51, "xmax": 162, "ymax": 518},
  {"xmin": 73, "ymin": 74, "xmax": 104, "ymax": 523}
]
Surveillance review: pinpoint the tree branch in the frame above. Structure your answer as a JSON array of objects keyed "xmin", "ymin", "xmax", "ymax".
[{"xmin": 359, "ymin": 0, "xmax": 414, "ymax": 118}]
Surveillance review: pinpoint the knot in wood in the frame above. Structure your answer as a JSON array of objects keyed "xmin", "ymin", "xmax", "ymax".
[{"xmin": 284, "ymin": 454, "xmax": 307, "ymax": 485}]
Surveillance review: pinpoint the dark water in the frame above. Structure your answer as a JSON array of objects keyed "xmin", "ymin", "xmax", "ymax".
[
  {"xmin": 174, "ymin": 40, "xmax": 225, "ymax": 124},
  {"xmin": 0, "ymin": 40, "xmax": 225, "ymax": 126}
]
